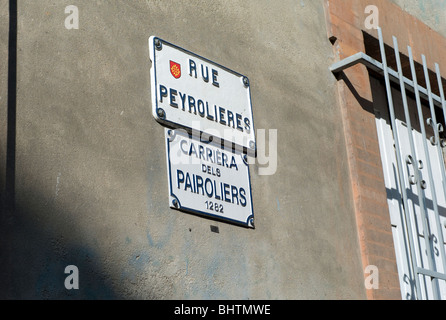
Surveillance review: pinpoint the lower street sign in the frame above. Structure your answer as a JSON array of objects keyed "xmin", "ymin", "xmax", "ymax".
[{"xmin": 165, "ymin": 128, "xmax": 254, "ymax": 228}]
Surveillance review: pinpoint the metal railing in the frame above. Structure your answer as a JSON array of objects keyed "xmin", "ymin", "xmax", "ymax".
[{"xmin": 331, "ymin": 27, "xmax": 446, "ymax": 300}]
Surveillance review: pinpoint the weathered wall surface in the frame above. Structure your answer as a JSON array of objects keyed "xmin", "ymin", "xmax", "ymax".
[
  {"xmin": 0, "ymin": 1, "xmax": 9, "ymax": 210},
  {"xmin": 1, "ymin": 0, "xmax": 442, "ymax": 300},
  {"xmin": 390, "ymin": 0, "xmax": 446, "ymax": 37},
  {"xmin": 0, "ymin": 0, "xmax": 365, "ymax": 299}
]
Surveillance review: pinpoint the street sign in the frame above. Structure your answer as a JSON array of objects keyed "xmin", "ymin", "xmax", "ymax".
[
  {"xmin": 149, "ymin": 36, "xmax": 256, "ymax": 154},
  {"xmin": 165, "ymin": 128, "xmax": 254, "ymax": 228}
]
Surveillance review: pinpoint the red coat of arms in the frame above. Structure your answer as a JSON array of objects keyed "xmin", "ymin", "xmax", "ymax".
[{"xmin": 170, "ymin": 61, "xmax": 181, "ymax": 79}]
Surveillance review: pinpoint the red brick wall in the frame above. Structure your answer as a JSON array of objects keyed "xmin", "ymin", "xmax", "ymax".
[{"xmin": 324, "ymin": 0, "xmax": 446, "ymax": 300}]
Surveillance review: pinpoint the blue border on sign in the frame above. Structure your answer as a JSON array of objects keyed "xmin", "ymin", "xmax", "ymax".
[{"xmin": 166, "ymin": 130, "xmax": 255, "ymax": 229}]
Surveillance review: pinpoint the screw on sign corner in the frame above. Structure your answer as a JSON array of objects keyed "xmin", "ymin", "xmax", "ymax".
[
  {"xmin": 157, "ymin": 108, "xmax": 166, "ymax": 120},
  {"xmin": 243, "ymin": 76, "xmax": 250, "ymax": 88},
  {"xmin": 154, "ymin": 38, "xmax": 162, "ymax": 50}
]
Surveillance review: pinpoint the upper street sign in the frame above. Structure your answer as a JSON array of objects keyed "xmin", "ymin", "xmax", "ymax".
[{"xmin": 149, "ymin": 36, "xmax": 256, "ymax": 154}]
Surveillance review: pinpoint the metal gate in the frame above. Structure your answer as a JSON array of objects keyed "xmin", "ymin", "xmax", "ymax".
[{"xmin": 331, "ymin": 28, "xmax": 446, "ymax": 300}]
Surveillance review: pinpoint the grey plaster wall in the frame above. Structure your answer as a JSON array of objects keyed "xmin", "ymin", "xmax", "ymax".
[
  {"xmin": 0, "ymin": 0, "xmax": 368, "ymax": 299},
  {"xmin": 390, "ymin": 0, "xmax": 446, "ymax": 37}
]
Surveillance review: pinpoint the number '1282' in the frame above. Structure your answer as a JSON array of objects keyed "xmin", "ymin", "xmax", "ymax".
[{"xmin": 205, "ymin": 201, "xmax": 224, "ymax": 213}]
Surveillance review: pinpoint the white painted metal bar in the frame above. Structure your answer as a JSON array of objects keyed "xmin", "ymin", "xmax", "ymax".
[
  {"xmin": 434, "ymin": 63, "xmax": 446, "ymax": 274},
  {"xmin": 377, "ymin": 27, "xmax": 423, "ymax": 299},
  {"xmin": 330, "ymin": 28, "xmax": 446, "ymax": 300},
  {"xmin": 394, "ymin": 37, "xmax": 440, "ymax": 300},
  {"xmin": 421, "ymin": 55, "xmax": 446, "ymax": 294},
  {"xmin": 330, "ymin": 52, "xmax": 445, "ymax": 109},
  {"xmin": 417, "ymin": 267, "xmax": 446, "ymax": 281},
  {"xmin": 407, "ymin": 46, "xmax": 445, "ymax": 299},
  {"xmin": 436, "ymin": 63, "xmax": 446, "ymax": 137}
]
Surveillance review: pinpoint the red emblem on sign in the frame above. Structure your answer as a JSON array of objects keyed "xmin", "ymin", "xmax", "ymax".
[{"xmin": 170, "ymin": 61, "xmax": 181, "ymax": 79}]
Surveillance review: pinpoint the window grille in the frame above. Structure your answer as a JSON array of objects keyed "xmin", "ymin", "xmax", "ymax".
[{"xmin": 331, "ymin": 28, "xmax": 446, "ymax": 300}]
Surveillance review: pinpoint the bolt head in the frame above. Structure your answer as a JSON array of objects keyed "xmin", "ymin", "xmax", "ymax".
[
  {"xmin": 157, "ymin": 108, "xmax": 166, "ymax": 119},
  {"xmin": 167, "ymin": 129, "xmax": 176, "ymax": 141},
  {"xmin": 172, "ymin": 199, "xmax": 179, "ymax": 208},
  {"xmin": 249, "ymin": 140, "xmax": 256, "ymax": 150},
  {"xmin": 154, "ymin": 38, "xmax": 162, "ymax": 50},
  {"xmin": 243, "ymin": 77, "xmax": 250, "ymax": 87}
]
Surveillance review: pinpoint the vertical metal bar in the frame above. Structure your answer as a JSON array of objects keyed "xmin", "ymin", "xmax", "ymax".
[
  {"xmin": 408, "ymin": 47, "xmax": 446, "ymax": 300},
  {"xmin": 393, "ymin": 37, "xmax": 439, "ymax": 299},
  {"xmin": 394, "ymin": 39, "xmax": 440, "ymax": 300},
  {"xmin": 421, "ymin": 54, "xmax": 446, "ymax": 299},
  {"xmin": 377, "ymin": 27, "xmax": 422, "ymax": 300},
  {"xmin": 436, "ymin": 63, "xmax": 446, "ymax": 140},
  {"xmin": 433, "ymin": 63, "xmax": 446, "ymax": 272}
]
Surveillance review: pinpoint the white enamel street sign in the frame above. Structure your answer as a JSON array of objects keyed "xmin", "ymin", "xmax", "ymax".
[
  {"xmin": 165, "ymin": 128, "xmax": 254, "ymax": 228},
  {"xmin": 149, "ymin": 36, "xmax": 256, "ymax": 154}
]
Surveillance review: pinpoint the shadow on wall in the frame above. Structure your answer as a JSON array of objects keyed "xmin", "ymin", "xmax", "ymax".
[
  {"xmin": 0, "ymin": 0, "xmax": 118, "ymax": 300},
  {"xmin": 0, "ymin": 202, "xmax": 120, "ymax": 299},
  {"xmin": 4, "ymin": 0, "xmax": 16, "ymax": 214}
]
